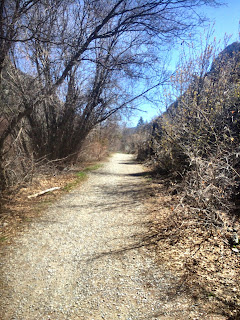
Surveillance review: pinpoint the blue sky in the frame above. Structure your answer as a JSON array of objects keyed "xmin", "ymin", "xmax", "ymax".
[
  {"xmin": 127, "ymin": 0, "xmax": 240, "ymax": 127},
  {"xmin": 205, "ymin": 0, "xmax": 240, "ymax": 42}
]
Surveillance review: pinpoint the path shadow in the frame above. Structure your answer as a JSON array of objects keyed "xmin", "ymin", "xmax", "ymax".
[{"xmin": 91, "ymin": 170, "xmax": 153, "ymax": 178}]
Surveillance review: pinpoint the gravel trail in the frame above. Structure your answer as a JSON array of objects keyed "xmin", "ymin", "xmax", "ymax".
[{"xmin": 0, "ymin": 153, "xmax": 187, "ymax": 320}]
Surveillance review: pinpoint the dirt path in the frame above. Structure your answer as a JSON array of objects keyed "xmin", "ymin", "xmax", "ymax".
[{"xmin": 0, "ymin": 153, "xmax": 204, "ymax": 320}]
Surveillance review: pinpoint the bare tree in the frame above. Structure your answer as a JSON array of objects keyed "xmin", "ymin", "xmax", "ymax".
[
  {"xmin": 0, "ymin": 0, "xmax": 221, "ymax": 191},
  {"xmin": 0, "ymin": 0, "xmax": 41, "ymax": 79}
]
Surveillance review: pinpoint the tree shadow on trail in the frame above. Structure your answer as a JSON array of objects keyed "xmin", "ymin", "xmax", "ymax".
[
  {"xmin": 83, "ymin": 233, "xmax": 208, "ymax": 320},
  {"xmin": 128, "ymin": 171, "xmax": 153, "ymax": 177},
  {"xmin": 91, "ymin": 170, "xmax": 153, "ymax": 179}
]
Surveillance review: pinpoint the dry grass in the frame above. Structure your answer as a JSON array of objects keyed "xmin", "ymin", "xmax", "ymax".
[{"xmin": 146, "ymin": 178, "xmax": 240, "ymax": 320}]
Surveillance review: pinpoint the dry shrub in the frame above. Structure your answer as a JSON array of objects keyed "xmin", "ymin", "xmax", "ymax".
[
  {"xmin": 147, "ymin": 182, "xmax": 240, "ymax": 318},
  {"xmin": 142, "ymin": 41, "xmax": 240, "ymax": 227},
  {"xmin": 182, "ymin": 153, "xmax": 239, "ymax": 226},
  {"xmin": 79, "ymin": 140, "xmax": 108, "ymax": 162},
  {"xmin": 141, "ymin": 40, "xmax": 240, "ymax": 317},
  {"xmin": 78, "ymin": 121, "xmax": 121, "ymax": 162}
]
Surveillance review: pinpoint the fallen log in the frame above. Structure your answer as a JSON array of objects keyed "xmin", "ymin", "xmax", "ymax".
[{"xmin": 27, "ymin": 187, "xmax": 61, "ymax": 199}]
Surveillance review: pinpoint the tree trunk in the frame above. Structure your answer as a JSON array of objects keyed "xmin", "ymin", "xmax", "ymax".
[{"xmin": 0, "ymin": 155, "xmax": 6, "ymax": 193}]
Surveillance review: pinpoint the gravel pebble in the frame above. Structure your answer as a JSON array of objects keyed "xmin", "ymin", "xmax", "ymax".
[{"xmin": 0, "ymin": 154, "xmax": 209, "ymax": 319}]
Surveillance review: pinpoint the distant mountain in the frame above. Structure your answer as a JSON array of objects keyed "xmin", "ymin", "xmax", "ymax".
[
  {"xmin": 165, "ymin": 41, "xmax": 240, "ymax": 117},
  {"xmin": 210, "ymin": 41, "xmax": 240, "ymax": 74}
]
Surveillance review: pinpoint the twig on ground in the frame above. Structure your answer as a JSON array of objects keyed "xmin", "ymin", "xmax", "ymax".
[{"xmin": 27, "ymin": 187, "xmax": 61, "ymax": 199}]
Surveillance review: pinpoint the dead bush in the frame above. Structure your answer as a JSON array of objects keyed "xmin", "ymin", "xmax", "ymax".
[{"xmin": 143, "ymin": 39, "xmax": 240, "ymax": 227}]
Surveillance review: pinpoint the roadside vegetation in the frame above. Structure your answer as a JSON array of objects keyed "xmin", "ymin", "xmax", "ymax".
[
  {"xmin": 0, "ymin": 0, "xmax": 220, "ymax": 196},
  {"xmin": 1, "ymin": 1, "xmax": 239, "ymax": 318},
  {"xmin": 1, "ymin": 0, "xmax": 221, "ymax": 234},
  {"xmin": 133, "ymin": 38, "xmax": 240, "ymax": 318},
  {"xmin": 137, "ymin": 38, "xmax": 240, "ymax": 231}
]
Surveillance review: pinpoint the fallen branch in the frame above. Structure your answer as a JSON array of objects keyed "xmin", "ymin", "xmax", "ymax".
[{"xmin": 27, "ymin": 187, "xmax": 61, "ymax": 199}]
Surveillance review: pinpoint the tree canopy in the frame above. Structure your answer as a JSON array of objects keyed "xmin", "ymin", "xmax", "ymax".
[{"xmin": 0, "ymin": 0, "xmax": 221, "ymax": 190}]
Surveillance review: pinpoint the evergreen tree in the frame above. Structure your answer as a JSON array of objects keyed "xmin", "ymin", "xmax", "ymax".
[{"xmin": 137, "ymin": 117, "xmax": 144, "ymax": 127}]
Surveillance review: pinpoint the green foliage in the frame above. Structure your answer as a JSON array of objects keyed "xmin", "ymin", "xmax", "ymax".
[
  {"xmin": 64, "ymin": 164, "xmax": 102, "ymax": 191},
  {"xmin": 64, "ymin": 172, "xmax": 87, "ymax": 191},
  {"xmin": 83, "ymin": 164, "xmax": 103, "ymax": 172},
  {"xmin": 0, "ymin": 236, "xmax": 7, "ymax": 242},
  {"xmin": 76, "ymin": 171, "xmax": 87, "ymax": 179}
]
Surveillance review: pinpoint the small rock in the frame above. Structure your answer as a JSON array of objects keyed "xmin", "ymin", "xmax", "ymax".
[
  {"xmin": 232, "ymin": 232, "xmax": 239, "ymax": 245},
  {"xmin": 232, "ymin": 248, "xmax": 239, "ymax": 253}
]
